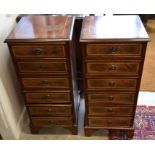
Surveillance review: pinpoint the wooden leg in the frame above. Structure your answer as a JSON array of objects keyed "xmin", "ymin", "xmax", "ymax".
[
  {"xmin": 65, "ymin": 126, "xmax": 78, "ymax": 135},
  {"xmin": 71, "ymin": 126, "xmax": 78, "ymax": 135},
  {"xmin": 120, "ymin": 129, "xmax": 134, "ymax": 140},
  {"xmin": 125, "ymin": 129, "xmax": 134, "ymax": 139},
  {"xmin": 109, "ymin": 129, "xmax": 134, "ymax": 140},
  {"xmin": 85, "ymin": 128, "xmax": 92, "ymax": 137},
  {"xmin": 0, "ymin": 134, "xmax": 3, "ymax": 140},
  {"xmin": 30, "ymin": 124, "xmax": 40, "ymax": 134},
  {"xmin": 84, "ymin": 127, "xmax": 98, "ymax": 137},
  {"xmin": 109, "ymin": 129, "xmax": 122, "ymax": 140}
]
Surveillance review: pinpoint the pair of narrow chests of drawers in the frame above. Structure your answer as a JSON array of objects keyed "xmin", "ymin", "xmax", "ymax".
[
  {"xmin": 5, "ymin": 15, "xmax": 149, "ymax": 138},
  {"xmin": 9, "ymin": 43, "xmax": 77, "ymax": 134}
]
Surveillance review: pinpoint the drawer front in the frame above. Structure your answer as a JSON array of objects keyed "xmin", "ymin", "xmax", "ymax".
[
  {"xmin": 31, "ymin": 117, "xmax": 72, "ymax": 127},
  {"xmin": 87, "ymin": 93, "xmax": 135, "ymax": 105},
  {"xmin": 86, "ymin": 44, "xmax": 142, "ymax": 56},
  {"xmin": 86, "ymin": 62, "xmax": 140, "ymax": 75},
  {"xmin": 12, "ymin": 45, "xmax": 66, "ymax": 58},
  {"xmin": 87, "ymin": 78, "xmax": 137, "ymax": 90},
  {"xmin": 17, "ymin": 61, "xmax": 68, "ymax": 73},
  {"xmin": 28, "ymin": 105, "xmax": 72, "ymax": 115},
  {"xmin": 25, "ymin": 92, "xmax": 71, "ymax": 103},
  {"xmin": 88, "ymin": 106, "xmax": 134, "ymax": 116},
  {"xmin": 88, "ymin": 117, "xmax": 132, "ymax": 127},
  {"xmin": 21, "ymin": 78, "xmax": 70, "ymax": 89}
]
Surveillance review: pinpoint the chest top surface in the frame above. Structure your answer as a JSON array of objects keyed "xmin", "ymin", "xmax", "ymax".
[
  {"xmin": 5, "ymin": 15, "xmax": 75, "ymax": 43},
  {"xmin": 80, "ymin": 15, "xmax": 150, "ymax": 42}
]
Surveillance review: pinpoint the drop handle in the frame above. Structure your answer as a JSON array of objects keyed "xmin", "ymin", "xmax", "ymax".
[
  {"xmin": 39, "ymin": 80, "xmax": 49, "ymax": 85},
  {"xmin": 48, "ymin": 120, "xmax": 55, "ymax": 124},
  {"xmin": 47, "ymin": 108, "xmax": 52, "ymax": 112},
  {"xmin": 39, "ymin": 64, "xmax": 47, "ymax": 70},
  {"xmin": 108, "ymin": 81, "xmax": 115, "ymax": 86},
  {"xmin": 107, "ymin": 108, "xmax": 113, "ymax": 112},
  {"xmin": 42, "ymin": 95, "xmax": 52, "ymax": 100},
  {"xmin": 107, "ymin": 120, "xmax": 112, "ymax": 124},
  {"xmin": 110, "ymin": 65, "xmax": 117, "ymax": 70},
  {"xmin": 110, "ymin": 47, "xmax": 119, "ymax": 54},
  {"xmin": 108, "ymin": 96, "xmax": 114, "ymax": 101},
  {"xmin": 32, "ymin": 49, "xmax": 44, "ymax": 55}
]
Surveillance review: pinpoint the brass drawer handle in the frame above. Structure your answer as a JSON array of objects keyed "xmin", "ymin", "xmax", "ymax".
[
  {"xmin": 108, "ymin": 96, "xmax": 114, "ymax": 101},
  {"xmin": 39, "ymin": 80, "xmax": 49, "ymax": 85},
  {"xmin": 110, "ymin": 47, "xmax": 119, "ymax": 54},
  {"xmin": 108, "ymin": 81, "xmax": 115, "ymax": 86},
  {"xmin": 47, "ymin": 108, "xmax": 52, "ymax": 112},
  {"xmin": 39, "ymin": 64, "xmax": 47, "ymax": 70},
  {"xmin": 107, "ymin": 108, "xmax": 113, "ymax": 112},
  {"xmin": 48, "ymin": 120, "xmax": 55, "ymax": 124},
  {"xmin": 42, "ymin": 95, "xmax": 52, "ymax": 100},
  {"xmin": 107, "ymin": 120, "xmax": 112, "ymax": 124},
  {"xmin": 110, "ymin": 65, "xmax": 117, "ymax": 70},
  {"xmin": 32, "ymin": 49, "xmax": 44, "ymax": 55}
]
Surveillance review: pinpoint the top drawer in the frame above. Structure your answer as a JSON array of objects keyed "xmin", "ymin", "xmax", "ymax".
[
  {"xmin": 11, "ymin": 45, "xmax": 66, "ymax": 59},
  {"xmin": 86, "ymin": 44, "xmax": 142, "ymax": 57}
]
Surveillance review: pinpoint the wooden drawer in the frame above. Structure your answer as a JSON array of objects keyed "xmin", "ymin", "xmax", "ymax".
[
  {"xmin": 28, "ymin": 105, "xmax": 72, "ymax": 115},
  {"xmin": 87, "ymin": 93, "xmax": 135, "ymax": 105},
  {"xmin": 17, "ymin": 61, "xmax": 68, "ymax": 74},
  {"xmin": 88, "ymin": 117, "xmax": 132, "ymax": 127},
  {"xmin": 86, "ymin": 44, "xmax": 142, "ymax": 57},
  {"xmin": 88, "ymin": 106, "xmax": 134, "ymax": 116},
  {"xmin": 31, "ymin": 117, "xmax": 72, "ymax": 127},
  {"xmin": 21, "ymin": 77, "xmax": 70, "ymax": 89},
  {"xmin": 12, "ymin": 45, "xmax": 66, "ymax": 58},
  {"xmin": 86, "ymin": 78, "xmax": 137, "ymax": 90},
  {"xmin": 25, "ymin": 92, "xmax": 71, "ymax": 103},
  {"xmin": 86, "ymin": 61, "xmax": 140, "ymax": 75}
]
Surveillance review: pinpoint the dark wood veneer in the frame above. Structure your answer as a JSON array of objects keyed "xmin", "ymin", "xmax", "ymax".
[
  {"xmin": 80, "ymin": 15, "xmax": 149, "ymax": 139},
  {"xmin": 28, "ymin": 105, "xmax": 72, "ymax": 116},
  {"xmin": 5, "ymin": 15, "xmax": 79, "ymax": 134},
  {"xmin": 87, "ymin": 93, "xmax": 135, "ymax": 104},
  {"xmin": 87, "ymin": 78, "xmax": 137, "ymax": 90},
  {"xmin": 21, "ymin": 77, "xmax": 70, "ymax": 89},
  {"xmin": 86, "ymin": 43, "xmax": 142, "ymax": 56},
  {"xmin": 12, "ymin": 45, "xmax": 66, "ymax": 58},
  {"xmin": 86, "ymin": 61, "xmax": 140, "ymax": 75}
]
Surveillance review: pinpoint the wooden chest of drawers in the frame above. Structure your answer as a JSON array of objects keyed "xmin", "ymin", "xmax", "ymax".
[
  {"xmin": 80, "ymin": 15, "xmax": 149, "ymax": 138},
  {"xmin": 5, "ymin": 15, "xmax": 79, "ymax": 134}
]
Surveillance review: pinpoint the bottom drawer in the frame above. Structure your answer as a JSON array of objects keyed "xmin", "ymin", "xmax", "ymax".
[
  {"xmin": 31, "ymin": 117, "xmax": 72, "ymax": 127},
  {"xmin": 88, "ymin": 117, "xmax": 132, "ymax": 127}
]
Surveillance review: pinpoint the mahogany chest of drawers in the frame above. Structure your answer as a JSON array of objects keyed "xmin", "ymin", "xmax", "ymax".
[
  {"xmin": 80, "ymin": 15, "xmax": 149, "ymax": 138},
  {"xmin": 5, "ymin": 15, "xmax": 79, "ymax": 134}
]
